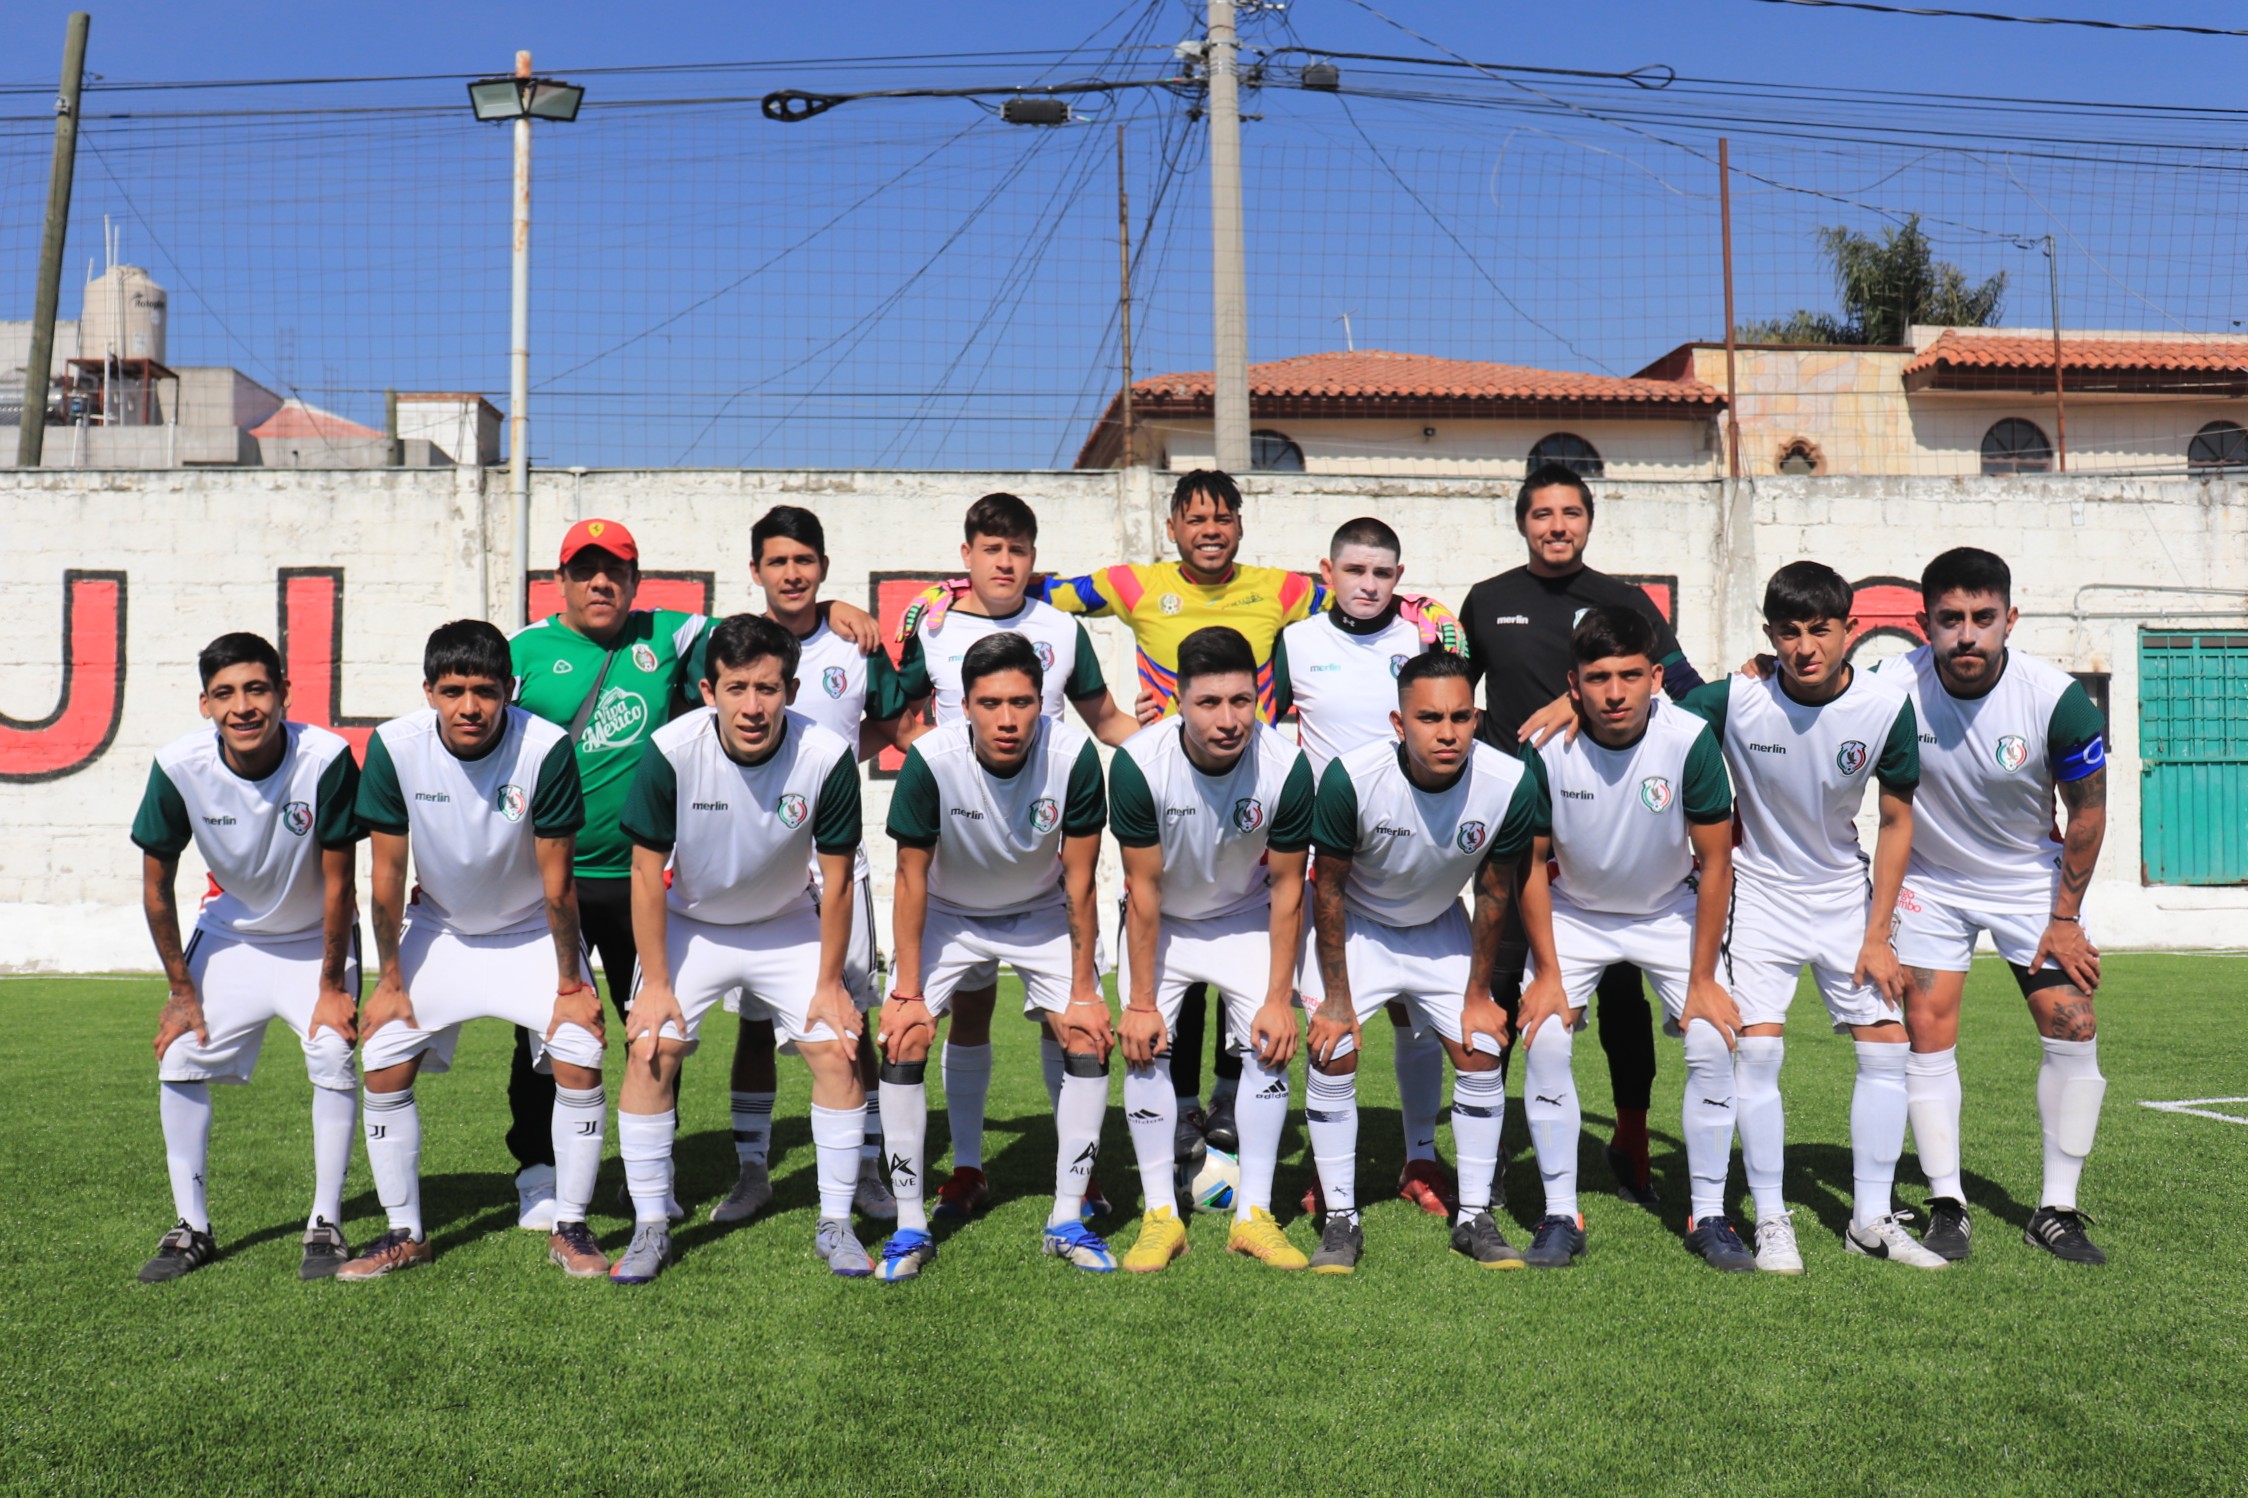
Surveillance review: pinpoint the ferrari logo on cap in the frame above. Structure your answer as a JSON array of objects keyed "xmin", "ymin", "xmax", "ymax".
[{"xmin": 588, "ymin": 521, "xmax": 606, "ymax": 538}]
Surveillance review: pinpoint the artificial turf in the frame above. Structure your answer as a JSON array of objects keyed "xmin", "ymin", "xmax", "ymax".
[{"xmin": 4, "ymin": 956, "xmax": 2246, "ymax": 1494}]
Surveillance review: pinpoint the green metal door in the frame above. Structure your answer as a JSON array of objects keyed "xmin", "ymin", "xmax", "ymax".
[{"xmin": 2140, "ymin": 631, "xmax": 2248, "ymax": 885}]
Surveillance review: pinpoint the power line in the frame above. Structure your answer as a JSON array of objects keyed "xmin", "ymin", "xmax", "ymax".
[{"xmin": 1746, "ymin": 0, "xmax": 2248, "ymax": 38}]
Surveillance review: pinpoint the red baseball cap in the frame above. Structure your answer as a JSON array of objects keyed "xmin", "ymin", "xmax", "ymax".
[{"xmin": 558, "ymin": 518, "xmax": 639, "ymax": 567}]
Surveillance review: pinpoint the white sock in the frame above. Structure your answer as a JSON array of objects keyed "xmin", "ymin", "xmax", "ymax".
[
  {"xmin": 1681, "ymin": 1019, "xmax": 1736, "ymax": 1224},
  {"xmin": 1123, "ymin": 1060, "xmax": 1178, "ymax": 1218},
  {"xmin": 1305, "ymin": 1066, "xmax": 1360, "ymax": 1223},
  {"xmin": 730, "ymin": 1089, "xmax": 775, "ymax": 1166},
  {"xmin": 880, "ymin": 1077, "xmax": 930, "ymax": 1233},
  {"xmin": 158, "ymin": 1079, "xmax": 214, "ymax": 1233},
  {"xmin": 1450, "ymin": 1066, "xmax": 1505, "ymax": 1216},
  {"xmin": 617, "ymin": 1109, "xmax": 675, "ymax": 1223},
  {"xmin": 552, "ymin": 1084, "xmax": 606, "ymax": 1225},
  {"xmin": 309, "ymin": 1084, "xmax": 356, "ymax": 1227},
  {"xmin": 2036, "ymin": 1035, "xmax": 2105, "ymax": 1211},
  {"xmin": 1050, "ymin": 1066, "xmax": 1108, "ymax": 1227},
  {"xmin": 1906, "ymin": 1046, "xmax": 1965, "ymax": 1203},
  {"xmin": 1394, "ymin": 1022, "xmax": 1445, "ymax": 1163},
  {"xmin": 859, "ymin": 1085, "xmax": 884, "ymax": 1162},
  {"xmin": 1734, "ymin": 1035, "xmax": 1786, "ymax": 1219},
  {"xmin": 942, "ymin": 1042, "xmax": 993, "ymax": 1170},
  {"xmin": 810, "ymin": 1103, "xmax": 866, "ymax": 1220},
  {"xmin": 1523, "ymin": 1016, "xmax": 1581, "ymax": 1221},
  {"xmin": 1850, "ymin": 1041, "xmax": 1909, "ymax": 1227},
  {"xmin": 1040, "ymin": 1032, "xmax": 1066, "ymax": 1112},
  {"xmin": 362, "ymin": 1086, "xmax": 422, "ymax": 1238},
  {"xmin": 1233, "ymin": 1057, "xmax": 1290, "ymax": 1221}
]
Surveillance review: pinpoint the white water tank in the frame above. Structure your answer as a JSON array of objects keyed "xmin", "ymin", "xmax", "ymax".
[{"xmin": 82, "ymin": 265, "xmax": 167, "ymax": 363}]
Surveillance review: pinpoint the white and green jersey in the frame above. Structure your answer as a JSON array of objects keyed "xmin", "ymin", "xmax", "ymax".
[
  {"xmin": 621, "ymin": 708, "xmax": 861, "ymax": 926},
  {"xmin": 1109, "ymin": 719, "xmax": 1316, "ymax": 921},
  {"xmin": 1311, "ymin": 738, "xmax": 1542, "ymax": 928},
  {"xmin": 357, "ymin": 705, "xmax": 584, "ymax": 936},
  {"xmin": 1880, "ymin": 644, "xmax": 2106, "ymax": 902},
  {"xmin": 1270, "ymin": 609, "xmax": 1427, "ymax": 778},
  {"xmin": 896, "ymin": 597, "xmax": 1106, "ymax": 725},
  {"xmin": 887, "ymin": 716, "xmax": 1106, "ymax": 918},
  {"xmin": 130, "ymin": 722, "xmax": 361, "ymax": 942},
  {"xmin": 1527, "ymin": 696, "xmax": 1732, "ymax": 917},
  {"xmin": 1681, "ymin": 670, "xmax": 1919, "ymax": 900},
  {"xmin": 786, "ymin": 617, "xmax": 911, "ymax": 884}
]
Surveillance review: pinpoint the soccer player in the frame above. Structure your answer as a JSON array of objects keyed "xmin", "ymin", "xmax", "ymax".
[
  {"xmin": 1111, "ymin": 627, "xmax": 1315, "ymax": 1272},
  {"xmin": 1459, "ymin": 463, "xmax": 1711, "ymax": 1205},
  {"xmin": 714, "ymin": 505, "xmax": 912, "ymax": 1228},
  {"xmin": 892, "ymin": 492, "xmax": 1135, "ymax": 1225},
  {"xmin": 1883, "ymin": 547, "xmax": 2111, "ymax": 1264},
  {"xmin": 1680, "ymin": 563, "xmax": 1946, "ymax": 1272},
  {"xmin": 130, "ymin": 633, "xmax": 364, "ymax": 1283},
  {"xmin": 337, "ymin": 620, "xmax": 606, "ymax": 1281},
  {"xmin": 1513, "ymin": 607, "xmax": 1744, "ymax": 1272},
  {"xmin": 1272, "ymin": 515, "xmax": 1462, "ymax": 1218},
  {"xmin": 1300, "ymin": 652, "xmax": 1545, "ymax": 1274},
  {"xmin": 874, "ymin": 632, "xmax": 1114, "ymax": 1281},
  {"xmin": 613, "ymin": 615, "xmax": 872, "ymax": 1282}
]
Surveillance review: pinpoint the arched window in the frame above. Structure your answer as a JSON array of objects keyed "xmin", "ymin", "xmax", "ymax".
[
  {"xmin": 2188, "ymin": 420, "xmax": 2248, "ymax": 473},
  {"xmin": 1980, "ymin": 418, "xmax": 2052, "ymax": 475},
  {"xmin": 1528, "ymin": 432, "xmax": 1604, "ymax": 478},
  {"xmin": 1777, "ymin": 438, "xmax": 1821, "ymax": 475},
  {"xmin": 1249, "ymin": 428, "xmax": 1304, "ymax": 473}
]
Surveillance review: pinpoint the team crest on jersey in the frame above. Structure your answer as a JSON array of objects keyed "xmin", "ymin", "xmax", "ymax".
[
  {"xmin": 1030, "ymin": 797, "xmax": 1060, "ymax": 834},
  {"xmin": 1638, "ymin": 776, "xmax": 1674, "ymax": 813},
  {"xmin": 1455, "ymin": 820, "xmax": 1489, "ymax": 853},
  {"xmin": 822, "ymin": 666, "xmax": 847, "ymax": 699},
  {"xmin": 1836, "ymin": 740, "xmax": 1870, "ymax": 776},
  {"xmin": 1232, "ymin": 797, "xmax": 1265, "ymax": 832},
  {"xmin": 1389, "ymin": 654, "xmax": 1408, "ymax": 678},
  {"xmin": 1159, "ymin": 593, "xmax": 1183, "ymax": 616},
  {"xmin": 497, "ymin": 784, "xmax": 528, "ymax": 823},
  {"xmin": 629, "ymin": 643, "xmax": 658, "ymax": 672},
  {"xmin": 282, "ymin": 800, "xmax": 313, "ymax": 836},
  {"xmin": 1994, "ymin": 734, "xmax": 2029, "ymax": 772},
  {"xmin": 580, "ymin": 687, "xmax": 649, "ymax": 751},
  {"xmin": 776, "ymin": 793, "xmax": 808, "ymax": 829},
  {"xmin": 1034, "ymin": 641, "xmax": 1057, "ymax": 671}
]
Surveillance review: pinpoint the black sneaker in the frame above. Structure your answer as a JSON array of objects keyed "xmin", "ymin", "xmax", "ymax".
[
  {"xmin": 2024, "ymin": 1206, "xmax": 2107, "ymax": 1266},
  {"xmin": 1203, "ymin": 1095, "xmax": 1239, "ymax": 1155},
  {"xmin": 299, "ymin": 1218, "xmax": 353, "ymax": 1281},
  {"xmin": 1685, "ymin": 1214, "xmax": 1757, "ymax": 1273},
  {"xmin": 1923, "ymin": 1197, "xmax": 1973, "ymax": 1262},
  {"xmin": 139, "ymin": 1221, "xmax": 217, "ymax": 1284},
  {"xmin": 1309, "ymin": 1213, "xmax": 1363, "ymax": 1275},
  {"xmin": 1524, "ymin": 1214, "xmax": 1586, "ymax": 1268},
  {"xmin": 1606, "ymin": 1144, "xmax": 1660, "ymax": 1207},
  {"xmin": 1450, "ymin": 1209, "xmax": 1526, "ymax": 1269}
]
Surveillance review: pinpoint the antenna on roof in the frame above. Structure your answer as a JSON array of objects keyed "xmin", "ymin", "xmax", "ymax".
[{"xmin": 1335, "ymin": 308, "xmax": 1359, "ymax": 352}]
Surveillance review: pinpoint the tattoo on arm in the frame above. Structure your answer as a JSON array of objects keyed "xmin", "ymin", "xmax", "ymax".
[
  {"xmin": 2056, "ymin": 767, "xmax": 2107, "ymax": 906},
  {"xmin": 1312, "ymin": 853, "xmax": 1353, "ymax": 1020},
  {"xmin": 144, "ymin": 855, "xmax": 190, "ymax": 986},
  {"xmin": 1469, "ymin": 857, "xmax": 1515, "ymax": 995},
  {"xmin": 548, "ymin": 888, "xmax": 582, "ymax": 981}
]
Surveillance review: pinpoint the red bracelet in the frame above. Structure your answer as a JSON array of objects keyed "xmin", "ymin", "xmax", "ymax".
[
  {"xmin": 558, "ymin": 981, "xmax": 593, "ymax": 997},
  {"xmin": 888, "ymin": 991, "xmax": 924, "ymax": 1003}
]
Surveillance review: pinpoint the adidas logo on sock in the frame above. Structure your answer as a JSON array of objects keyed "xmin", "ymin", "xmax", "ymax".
[{"xmin": 1127, "ymin": 1108, "xmax": 1160, "ymax": 1121}]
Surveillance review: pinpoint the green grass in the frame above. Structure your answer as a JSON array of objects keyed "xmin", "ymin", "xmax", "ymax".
[{"xmin": 4, "ymin": 958, "xmax": 2247, "ymax": 1495}]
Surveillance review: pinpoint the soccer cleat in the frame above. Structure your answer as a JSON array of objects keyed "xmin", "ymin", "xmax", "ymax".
[
  {"xmin": 138, "ymin": 1221, "xmax": 217, "ymax": 1284},
  {"xmin": 2024, "ymin": 1206, "xmax": 2107, "ymax": 1266},
  {"xmin": 854, "ymin": 1157, "xmax": 898, "ymax": 1221},
  {"xmin": 1122, "ymin": 1206, "xmax": 1189, "ymax": 1273},
  {"xmin": 1450, "ymin": 1209, "xmax": 1527, "ymax": 1270},
  {"xmin": 516, "ymin": 1164, "xmax": 558, "ymax": 1233},
  {"xmin": 1686, "ymin": 1215, "xmax": 1758, "ymax": 1273},
  {"xmin": 875, "ymin": 1228, "xmax": 937, "ymax": 1283},
  {"xmin": 1923, "ymin": 1197, "xmax": 1973, "ymax": 1262},
  {"xmin": 1525, "ymin": 1214, "xmax": 1587, "ymax": 1269},
  {"xmin": 1176, "ymin": 1108, "xmax": 1210, "ymax": 1175},
  {"xmin": 1605, "ymin": 1144, "xmax": 1660, "ymax": 1207},
  {"xmin": 1845, "ymin": 1213, "xmax": 1950, "ymax": 1270},
  {"xmin": 1398, "ymin": 1159, "xmax": 1457, "ymax": 1218},
  {"xmin": 608, "ymin": 1223, "xmax": 674, "ymax": 1285},
  {"xmin": 1309, "ymin": 1213, "xmax": 1364, "ymax": 1275},
  {"xmin": 1043, "ymin": 1221, "xmax": 1119, "ymax": 1273},
  {"xmin": 1226, "ymin": 1207, "xmax": 1309, "ymax": 1270},
  {"xmin": 931, "ymin": 1166, "xmax": 990, "ymax": 1222},
  {"xmin": 1203, "ymin": 1095, "xmax": 1240, "ymax": 1155},
  {"xmin": 815, "ymin": 1217, "xmax": 875, "ymax": 1278},
  {"xmin": 1083, "ymin": 1174, "xmax": 1113, "ymax": 1221},
  {"xmin": 335, "ymin": 1227, "xmax": 431, "ymax": 1282},
  {"xmin": 1301, "ymin": 1177, "xmax": 1326, "ymax": 1218},
  {"xmin": 1752, "ymin": 1211, "xmax": 1805, "ymax": 1275},
  {"xmin": 710, "ymin": 1161, "xmax": 775, "ymax": 1225},
  {"xmin": 548, "ymin": 1220, "xmax": 610, "ymax": 1279},
  {"xmin": 299, "ymin": 1219, "xmax": 352, "ymax": 1282}
]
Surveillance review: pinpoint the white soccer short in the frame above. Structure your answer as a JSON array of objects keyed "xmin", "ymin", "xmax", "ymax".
[
  {"xmin": 1891, "ymin": 874, "xmax": 2066, "ymax": 974},
  {"xmin": 1295, "ymin": 900, "xmax": 1479, "ymax": 1048},
  {"xmin": 361, "ymin": 919, "xmax": 603, "ymax": 1074},
  {"xmin": 1527, "ymin": 891, "xmax": 1696, "ymax": 1033},
  {"xmin": 723, "ymin": 863, "xmax": 878, "ymax": 1016},
  {"xmin": 1115, "ymin": 900, "xmax": 1279, "ymax": 1053},
  {"xmin": 920, "ymin": 901, "xmax": 1078, "ymax": 1018},
  {"xmin": 635, "ymin": 904, "xmax": 844, "ymax": 1053},
  {"xmin": 157, "ymin": 929, "xmax": 358, "ymax": 1090},
  {"xmin": 1722, "ymin": 876, "xmax": 1895, "ymax": 1031}
]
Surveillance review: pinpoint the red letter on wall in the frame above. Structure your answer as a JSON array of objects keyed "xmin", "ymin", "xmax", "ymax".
[
  {"xmin": 0, "ymin": 570, "xmax": 128, "ymax": 783},
  {"xmin": 278, "ymin": 568, "xmax": 380, "ymax": 759}
]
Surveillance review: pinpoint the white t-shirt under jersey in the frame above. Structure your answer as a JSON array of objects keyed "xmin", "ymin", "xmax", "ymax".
[
  {"xmin": 1108, "ymin": 719, "xmax": 1317, "ymax": 922},
  {"xmin": 1311, "ymin": 737, "xmax": 1542, "ymax": 928},
  {"xmin": 1273, "ymin": 609, "xmax": 1427, "ymax": 778},
  {"xmin": 1527, "ymin": 696, "xmax": 1733, "ymax": 917},
  {"xmin": 898, "ymin": 596, "xmax": 1104, "ymax": 726},
  {"xmin": 886, "ymin": 716, "xmax": 1106, "ymax": 919}
]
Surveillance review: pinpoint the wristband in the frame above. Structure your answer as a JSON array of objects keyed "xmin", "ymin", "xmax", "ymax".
[
  {"xmin": 2048, "ymin": 913, "xmax": 2081, "ymax": 924},
  {"xmin": 557, "ymin": 981, "xmax": 592, "ymax": 997},
  {"xmin": 887, "ymin": 991, "xmax": 925, "ymax": 1003}
]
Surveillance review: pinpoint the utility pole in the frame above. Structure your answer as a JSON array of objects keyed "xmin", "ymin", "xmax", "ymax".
[
  {"xmin": 1115, "ymin": 123, "xmax": 1136, "ymax": 468},
  {"xmin": 510, "ymin": 49, "xmax": 534, "ymax": 624},
  {"xmin": 1719, "ymin": 137, "xmax": 1741, "ymax": 479},
  {"xmin": 17, "ymin": 13, "xmax": 89, "ymax": 469},
  {"xmin": 2044, "ymin": 234, "xmax": 2068, "ymax": 473},
  {"xmin": 1206, "ymin": 0, "xmax": 1250, "ymax": 473}
]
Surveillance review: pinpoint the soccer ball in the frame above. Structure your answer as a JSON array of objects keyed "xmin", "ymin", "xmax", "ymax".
[{"xmin": 1189, "ymin": 1148, "xmax": 1241, "ymax": 1213}]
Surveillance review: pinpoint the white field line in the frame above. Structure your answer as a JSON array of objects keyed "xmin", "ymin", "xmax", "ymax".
[{"xmin": 2140, "ymin": 1098, "xmax": 2248, "ymax": 1126}]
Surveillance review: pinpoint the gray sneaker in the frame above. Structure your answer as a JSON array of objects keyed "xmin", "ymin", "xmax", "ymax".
[
  {"xmin": 1310, "ymin": 1213, "xmax": 1363, "ymax": 1275},
  {"xmin": 139, "ymin": 1221, "xmax": 217, "ymax": 1284},
  {"xmin": 854, "ymin": 1157, "xmax": 898, "ymax": 1221},
  {"xmin": 1450, "ymin": 1209, "xmax": 1527, "ymax": 1270},
  {"xmin": 710, "ymin": 1160, "xmax": 774, "ymax": 1224},
  {"xmin": 608, "ymin": 1223, "xmax": 673, "ymax": 1285},
  {"xmin": 299, "ymin": 1218, "xmax": 353, "ymax": 1281},
  {"xmin": 815, "ymin": 1216, "xmax": 874, "ymax": 1278}
]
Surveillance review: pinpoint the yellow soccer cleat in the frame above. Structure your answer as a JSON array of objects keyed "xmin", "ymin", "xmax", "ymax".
[
  {"xmin": 1226, "ymin": 1206, "xmax": 1310, "ymax": 1271},
  {"xmin": 1122, "ymin": 1206, "xmax": 1189, "ymax": 1273}
]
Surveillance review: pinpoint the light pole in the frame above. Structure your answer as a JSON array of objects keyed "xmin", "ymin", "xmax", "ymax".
[{"xmin": 467, "ymin": 54, "xmax": 583, "ymax": 625}]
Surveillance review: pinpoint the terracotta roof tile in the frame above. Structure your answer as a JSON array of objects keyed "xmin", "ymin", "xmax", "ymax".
[
  {"xmin": 1131, "ymin": 349, "xmax": 1722, "ymax": 407},
  {"xmin": 248, "ymin": 398, "xmax": 384, "ymax": 441},
  {"xmin": 1904, "ymin": 330, "xmax": 2248, "ymax": 376}
]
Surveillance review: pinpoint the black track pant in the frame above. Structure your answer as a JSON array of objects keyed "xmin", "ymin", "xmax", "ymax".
[
  {"xmin": 505, "ymin": 875, "xmax": 636, "ymax": 1171},
  {"xmin": 1165, "ymin": 982, "xmax": 1244, "ymax": 1101}
]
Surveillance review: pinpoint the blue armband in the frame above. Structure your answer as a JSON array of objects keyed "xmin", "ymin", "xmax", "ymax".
[{"xmin": 2053, "ymin": 734, "xmax": 2105, "ymax": 782}]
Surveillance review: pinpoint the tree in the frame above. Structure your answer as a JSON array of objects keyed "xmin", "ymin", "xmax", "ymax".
[{"xmin": 1738, "ymin": 215, "xmax": 2005, "ymax": 346}]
